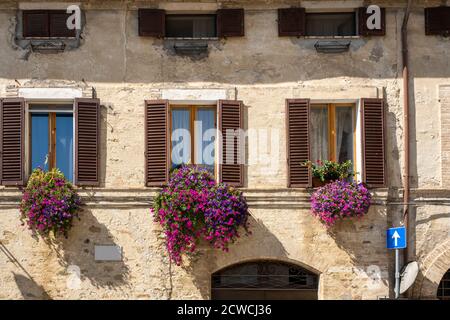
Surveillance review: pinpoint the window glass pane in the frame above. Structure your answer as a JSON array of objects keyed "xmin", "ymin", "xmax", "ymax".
[
  {"xmin": 166, "ymin": 15, "xmax": 216, "ymax": 38},
  {"xmin": 335, "ymin": 107, "xmax": 354, "ymax": 164},
  {"xmin": 31, "ymin": 113, "xmax": 49, "ymax": 172},
  {"xmin": 195, "ymin": 108, "xmax": 215, "ymax": 172},
  {"xmin": 306, "ymin": 13, "xmax": 356, "ymax": 36},
  {"xmin": 55, "ymin": 113, "xmax": 74, "ymax": 182},
  {"xmin": 310, "ymin": 106, "xmax": 329, "ymax": 163},
  {"xmin": 171, "ymin": 109, "xmax": 191, "ymax": 168}
]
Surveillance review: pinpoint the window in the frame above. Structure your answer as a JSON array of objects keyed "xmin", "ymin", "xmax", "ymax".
[
  {"xmin": 437, "ymin": 269, "xmax": 450, "ymax": 300},
  {"xmin": 166, "ymin": 14, "xmax": 217, "ymax": 38},
  {"xmin": 310, "ymin": 104, "xmax": 355, "ymax": 166},
  {"xmin": 29, "ymin": 105, "xmax": 74, "ymax": 182},
  {"xmin": 23, "ymin": 10, "xmax": 76, "ymax": 38},
  {"xmin": 306, "ymin": 12, "xmax": 356, "ymax": 36},
  {"xmin": 170, "ymin": 106, "xmax": 216, "ymax": 173}
]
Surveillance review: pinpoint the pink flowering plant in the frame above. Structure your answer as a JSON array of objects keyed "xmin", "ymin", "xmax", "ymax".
[
  {"xmin": 310, "ymin": 179, "xmax": 371, "ymax": 226},
  {"xmin": 20, "ymin": 168, "xmax": 81, "ymax": 237},
  {"xmin": 152, "ymin": 165, "xmax": 250, "ymax": 265}
]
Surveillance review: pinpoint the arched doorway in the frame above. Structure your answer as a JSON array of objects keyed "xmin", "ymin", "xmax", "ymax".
[
  {"xmin": 437, "ymin": 269, "xmax": 450, "ymax": 300},
  {"xmin": 211, "ymin": 260, "xmax": 319, "ymax": 300}
]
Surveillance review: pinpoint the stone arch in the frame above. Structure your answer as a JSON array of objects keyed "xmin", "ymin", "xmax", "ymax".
[
  {"xmin": 210, "ymin": 258, "xmax": 321, "ymax": 300},
  {"xmin": 412, "ymin": 239, "xmax": 450, "ymax": 299}
]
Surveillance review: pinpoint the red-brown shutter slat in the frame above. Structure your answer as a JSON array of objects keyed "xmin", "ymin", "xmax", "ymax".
[
  {"xmin": 358, "ymin": 7, "xmax": 386, "ymax": 36},
  {"xmin": 75, "ymin": 98, "xmax": 100, "ymax": 186},
  {"xmin": 145, "ymin": 100, "xmax": 169, "ymax": 186},
  {"xmin": 138, "ymin": 9, "xmax": 165, "ymax": 37},
  {"xmin": 23, "ymin": 10, "xmax": 49, "ymax": 37},
  {"xmin": 425, "ymin": 7, "xmax": 450, "ymax": 36},
  {"xmin": 286, "ymin": 99, "xmax": 311, "ymax": 188},
  {"xmin": 361, "ymin": 98, "xmax": 386, "ymax": 188},
  {"xmin": 0, "ymin": 98, "xmax": 25, "ymax": 186},
  {"xmin": 218, "ymin": 100, "xmax": 243, "ymax": 187},
  {"xmin": 278, "ymin": 8, "xmax": 305, "ymax": 37},
  {"xmin": 217, "ymin": 9, "xmax": 245, "ymax": 37},
  {"xmin": 49, "ymin": 11, "xmax": 76, "ymax": 37}
]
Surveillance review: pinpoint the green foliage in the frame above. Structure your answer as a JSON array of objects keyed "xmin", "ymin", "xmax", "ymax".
[{"xmin": 303, "ymin": 160, "xmax": 354, "ymax": 182}]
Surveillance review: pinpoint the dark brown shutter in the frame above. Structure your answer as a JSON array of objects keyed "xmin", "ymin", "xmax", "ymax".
[
  {"xmin": 218, "ymin": 100, "xmax": 243, "ymax": 187},
  {"xmin": 49, "ymin": 11, "xmax": 76, "ymax": 37},
  {"xmin": 138, "ymin": 9, "xmax": 165, "ymax": 37},
  {"xmin": 278, "ymin": 8, "xmax": 305, "ymax": 37},
  {"xmin": 286, "ymin": 99, "xmax": 311, "ymax": 188},
  {"xmin": 23, "ymin": 10, "xmax": 49, "ymax": 37},
  {"xmin": 75, "ymin": 98, "xmax": 100, "ymax": 186},
  {"xmin": 217, "ymin": 9, "xmax": 245, "ymax": 37},
  {"xmin": 145, "ymin": 100, "xmax": 169, "ymax": 186},
  {"xmin": 0, "ymin": 98, "xmax": 25, "ymax": 186},
  {"xmin": 425, "ymin": 7, "xmax": 450, "ymax": 36},
  {"xmin": 361, "ymin": 98, "xmax": 386, "ymax": 188},
  {"xmin": 358, "ymin": 7, "xmax": 386, "ymax": 36}
]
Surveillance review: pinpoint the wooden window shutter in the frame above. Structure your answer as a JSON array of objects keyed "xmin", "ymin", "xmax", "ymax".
[
  {"xmin": 217, "ymin": 9, "xmax": 245, "ymax": 37},
  {"xmin": 0, "ymin": 98, "xmax": 25, "ymax": 186},
  {"xmin": 286, "ymin": 99, "xmax": 311, "ymax": 188},
  {"xmin": 278, "ymin": 8, "xmax": 305, "ymax": 37},
  {"xmin": 23, "ymin": 10, "xmax": 49, "ymax": 37},
  {"xmin": 138, "ymin": 9, "xmax": 165, "ymax": 37},
  {"xmin": 361, "ymin": 98, "xmax": 386, "ymax": 188},
  {"xmin": 425, "ymin": 7, "xmax": 450, "ymax": 36},
  {"xmin": 145, "ymin": 100, "xmax": 169, "ymax": 186},
  {"xmin": 49, "ymin": 11, "xmax": 76, "ymax": 37},
  {"xmin": 75, "ymin": 98, "xmax": 100, "ymax": 186},
  {"xmin": 218, "ymin": 100, "xmax": 244, "ymax": 187},
  {"xmin": 358, "ymin": 7, "xmax": 386, "ymax": 36}
]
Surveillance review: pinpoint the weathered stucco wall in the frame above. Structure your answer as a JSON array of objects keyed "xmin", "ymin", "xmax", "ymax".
[{"xmin": 0, "ymin": 0, "xmax": 449, "ymax": 300}]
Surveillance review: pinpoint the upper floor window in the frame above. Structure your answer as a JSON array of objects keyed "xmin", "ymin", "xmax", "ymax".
[
  {"xmin": 166, "ymin": 14, "xmax": 217, "ymax": 38},
  {"xmin": 23, "ymin": 10, "xmax": 76, "ymax": 38},
  {"xmin": 306, "ymin": 12, "xmax": 356, "ymax": 37}
]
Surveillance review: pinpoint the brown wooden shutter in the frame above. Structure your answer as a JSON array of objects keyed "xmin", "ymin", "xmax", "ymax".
[
  {"xmin": 361, "ymin": 98, "xmax": 386, "ymax": 188},
  {"xmin": 286, "ymin": 99, "xmax": 311, "ymax": 188},
  {"xmin": 278, "ymin": 8, "xmax": 305, "ymax": 37},
  {"xmin": 145, "ymin": 100, "xmax": 169, "ymax": 186},
  {"xmin": 23, "ymin": 10, "xmax": 49, "ymax": 37},
  {"xmin": 425, "ymin": 7, "xmax": 450, "ymax": 36},
  {"xmin": 138, "ymin": 9, "xmax": 165, "ymax": 37},
  {"xmin": 0, "ymin": 98, "xmax": 25, "ymax": 186},
  {"xmin": 49, "ymin": 11, "xmax": 76, "ymax": 37},
  {"xmin": 75, "ymin": 98, "xmax": 100, "ymax": 186},
  {"xmin": 358, "ymin": 7, "xmax": 386, "ymax": 36},
  {"xmin": 218, "ymin": 100, "xmax": 244, "ymax": 187},
  {"xmin": 217, "ymin": 9, "xmax": 245, "ymax": 37}
]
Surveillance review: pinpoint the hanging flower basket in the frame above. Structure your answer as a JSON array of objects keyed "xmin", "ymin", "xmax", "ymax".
[
  {"xmin": 152, "ymin": 165, "xmax": 251, "ymax": 265},
  {"xmin": 19, "ymin": 168, "xmax": 81, "ymax": 238},
  {"xmin": 310, "ymin": 179, "xmax": 371, "ymax": 226}
]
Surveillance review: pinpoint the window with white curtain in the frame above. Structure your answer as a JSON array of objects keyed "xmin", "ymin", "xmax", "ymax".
[
  {"xmin": 170, "ymin": 106, "xmax": 216, "ymax": 173},
  {"xmin": 310, "ymin": 104, "xmax": 355, "ymax": 166}
]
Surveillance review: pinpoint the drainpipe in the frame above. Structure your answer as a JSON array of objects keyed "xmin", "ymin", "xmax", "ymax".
[{"xmin": 401, "ymin": 0, "xmax": 413, "ymax": 265}]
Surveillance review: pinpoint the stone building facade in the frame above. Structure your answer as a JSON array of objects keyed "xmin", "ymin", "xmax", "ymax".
[{"xmin": 0, "ymin": 0, "xmax": 449, "ymax": 300}]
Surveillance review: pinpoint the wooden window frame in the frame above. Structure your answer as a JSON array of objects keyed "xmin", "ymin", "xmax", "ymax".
[
  {"xmin": 23, "ymin": 10, "xmax": 76, "ymax": 39},
  {"xmin": 27, "ymin": 104, "xmax": 74, "ymax": 179},
  {"xmin": 169, "ymin": 105, "xmax": 217, "ymax": 177},
  {"xmin": 311, "ymin": 103, "xmax": 357, "ymax": 172}
]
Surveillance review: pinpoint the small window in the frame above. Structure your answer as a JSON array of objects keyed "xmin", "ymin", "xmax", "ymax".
[
  {"xmin": 29, "ymin": 105, "xmax": 74, "ymax": 182},
  {"xmin": 23, "ymin": 10, "xmax": 76, "ymax": 38},
  {"xmin": 310, "ymin": 104, "xmax": 355, "ymax": 166},
  {"xmin": 437, "ymin": 269, "xmax": 450, "ymax": 300},
  {"xmin": 166, "ymin": 15, "xmax": 217, "ymax": 38},
  {"xmin": 170, "ymin": 106, "xmax": 216, "ymax": 173},
  {"xmin": 306, "ymin": 12, "xmax": 356, "ymax": 36}
]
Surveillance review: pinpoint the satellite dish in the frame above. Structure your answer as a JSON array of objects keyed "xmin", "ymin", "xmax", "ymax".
[{"xmin": 400, "ymin": 261, "xmax": 419, "ymax": 294}]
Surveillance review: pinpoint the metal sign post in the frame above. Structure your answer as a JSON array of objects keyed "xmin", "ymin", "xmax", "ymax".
[{"xmin": 387, "ymin": 226, "xmax": 407, "ymax": 299}]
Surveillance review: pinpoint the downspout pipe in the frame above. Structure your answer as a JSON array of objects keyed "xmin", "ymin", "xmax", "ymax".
[{"xmin": 401, "ymin": 0, "xmax": 413, "ymax": 265}]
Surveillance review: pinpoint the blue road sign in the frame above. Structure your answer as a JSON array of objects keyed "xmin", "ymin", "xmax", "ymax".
[{"xmin": 387, "ymin": 227, "xmax": 406, "ymax": 249}]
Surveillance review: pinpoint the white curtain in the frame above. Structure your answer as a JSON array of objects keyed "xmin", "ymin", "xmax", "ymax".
[
  {"xmin": 310, "ymin": 106, "xmax": 329, "ymax": 162},
  {"xmin": 335, "ymin": 107, "xmax": 354, "ymax": 163},
  {"xmin": 171, "ymin": 109, "xmax": 191, "ymax": 168},
  {"xmin": 195, "ymin": 108, "xmax": 215, "ymax": 172}
]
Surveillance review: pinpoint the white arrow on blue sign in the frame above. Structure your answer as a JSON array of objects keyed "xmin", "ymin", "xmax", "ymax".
[{"xmin": 386, "ymin": 227, "xmax": 406, "ymax": 249}]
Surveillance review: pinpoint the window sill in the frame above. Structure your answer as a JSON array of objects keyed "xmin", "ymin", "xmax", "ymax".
[
  {"xmin": 164, "ymin": 37, "xmax": 218, "ymax": 41},
  {"xmin": 304, "ymin": 35, "xmax": 360, "ymax": 40}
]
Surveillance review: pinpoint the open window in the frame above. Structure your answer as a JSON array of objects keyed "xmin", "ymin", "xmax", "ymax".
[
  {"xmin": 306, "ymin": 12, "xmax": 356, "ymax": 37},
  {"xmin": 166, "ymin": 15, "xmax": 217, "ymax": 38}
]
